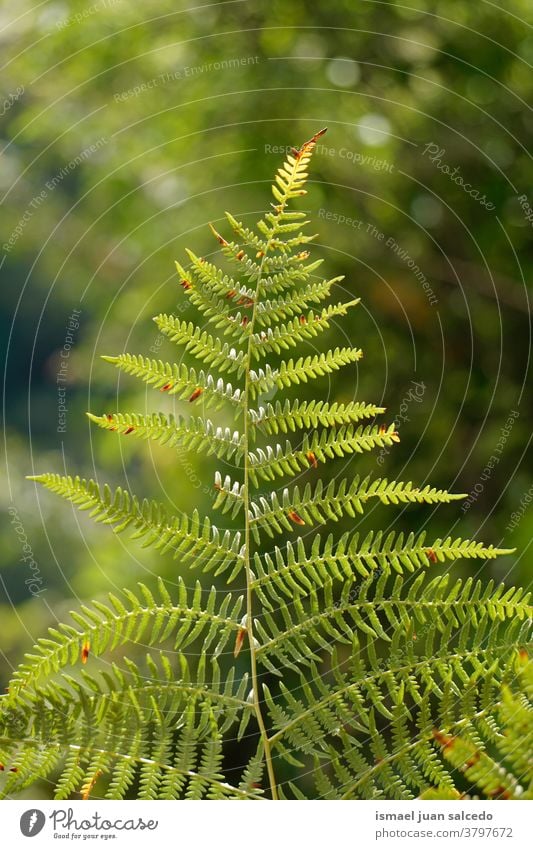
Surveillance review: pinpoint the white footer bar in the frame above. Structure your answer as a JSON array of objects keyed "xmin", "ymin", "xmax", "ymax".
[{"xmin": 2, "ymin": 800, "xmax": 532, "ymax": 848}]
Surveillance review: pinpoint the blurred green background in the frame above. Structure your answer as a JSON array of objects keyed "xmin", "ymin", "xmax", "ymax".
[{"xmin": 1, "ymin": 0, "xmax": 531, "ymax": 797}]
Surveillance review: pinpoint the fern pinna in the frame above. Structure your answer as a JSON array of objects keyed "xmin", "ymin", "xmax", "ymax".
[{"xmin": 2, "ymin": 129, "xmax": 531, "ymax": 801}]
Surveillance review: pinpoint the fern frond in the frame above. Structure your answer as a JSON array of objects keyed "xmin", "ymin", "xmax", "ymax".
[
  {"xmin": 249, "ymin": 346, "xmax": 363, "ymax": 398},
  {"xmin": 101, "ymin": 353, "xmax": 243, "ymax": 411},
  {"xmin": 248, "ymin": 398, "xmax": 385, "ymax": 435},
  {"xmin": 224, "ymin": 211, "xmax": 270, "ymax": 253},
  {"xmin": 252, "ymin": 530, "xmax": 514, "ymax": 607},
  {"xmin": 4, "ymin": 577, "xmax": 242, "ymax": 697},
  {"xmin": 255, "ymin": 571, "xmax": 530, "ymax": 672},
  {"xmin": 154, "ymin": 313, "xmax": 247, "ymax": 376},
  {"xmin": 253, "ymin": 277, "xmax": 344, "ymax": 327},
  {"xmin": 87, "ymin": 412, "xmax": 244, "ymax": 463},
  {"xmin": 258, "ymin": 259, "xmax": 324, "ymax": 296},
  {"xmin": 182, "ymin": 249, "xmax": 258, "ymax": 308},
  {"xmin": 174, "ymin": 260, "xmax": 252, "ymax": 342},
  {"xmin": 0, "ymin": 654, "xmax": 260, "ymax": 800},
  {"xmin": 28, "ymin": 474, "xmax": 244, "ymax": 577},
  {"xmin": 12, "ymin": 131, "xmax": 525, "ymax": 802},
  {"xmin": 247, "ymin": 424, "xmax": 399, "ymax": 485},
  {"xmin": 264, "ymin": 606, "xmax": 531, "ymax": 799},
  {"xmin": 250, "ymin": 300, "xmax": 360, "ymax": 358},
  {"xmin": 213, "ymin": 471, "xmax": 245, "ymax": 518},
  {"xmin": 269, "ymin": 127, "xmax": 327, "ymax": 207},
  {"xmin": 248, "ymin": 476, "xmax": 466, "ymax": 541},
  {"xmin": 261, "ymin": 252, "xmax": 320, "ymax": 278}
]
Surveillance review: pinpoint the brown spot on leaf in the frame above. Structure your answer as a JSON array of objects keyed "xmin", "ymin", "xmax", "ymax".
[
  {"xmin": 288, "ymin": 510, "xmax": 305, "ymax": 526},
  {"xmin": 432, "ymin": 729, "xmax": 455, "ymax": 751},
  {"xmin": 306, "ymin": 451, "xmax": 318, "ymax": 469},
  {"xmin": 234, "ymin": 628, "xmax": 247, "ymax": 658}
]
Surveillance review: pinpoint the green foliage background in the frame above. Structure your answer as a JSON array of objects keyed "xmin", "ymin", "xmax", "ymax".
[{"xmin": 1, "ymin": 0, "xmax": 531, "ymax": 798}]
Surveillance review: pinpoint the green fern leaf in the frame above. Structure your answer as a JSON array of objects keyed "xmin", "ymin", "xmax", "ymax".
[
  {"xmin": 27, "ymin": 474, "xmax": 244, "ymax": 576},
  {"xmin": 10, "ymin": 129, "xmax": 527, "ymax": 802},
  {"xmin": 247, "ymin": 424, "xmax": 399, "ymax": 485},
  {"xmin": 249, "ymin": 476, "xmax": 466, "ymax": 540},
  {"xmin": 252, "ymin": 530, "xmax": 515, "ymax": 607},
  {"xmin": 154, "ymin": 313, "xmax": 247, "ymax": 375},
  {"xmin": 249, "ymin": 346, "xmax": 363, "ymax": 398},
  {"xmin": 250, "ymin": 300, "xmax": 360, "ymax": 358},
  {"xmin": 101, "ymin": 353, "xmax": 244, "ymax": 411},
  {"xmin": 87, "ymin": 412, "xmax": 245, "ymax": 463},
  {"xmin": 248, "ymin": 398, "xmax": 385, "ymax": 434}
]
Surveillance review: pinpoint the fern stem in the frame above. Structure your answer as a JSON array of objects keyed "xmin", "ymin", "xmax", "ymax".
[{"xmin": 242, "ymin": 231, "xmax": 281, "ymax": 801}]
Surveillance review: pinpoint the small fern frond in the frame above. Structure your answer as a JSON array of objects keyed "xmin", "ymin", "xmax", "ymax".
[
  {"xmin": 252, "ymin": 530, "xmax": 514, "ymax": 607},
  {"xmin": 249, "ymin": 347, "xmax": 363, "ymax": 397},
  {"xmin": 224, "ymin": 211, "xmax": 270, "ymax": 253},
  {"xmin": 247, "ymin": 424, "xmax": 399, "ymax": 485},
  {"xmin": 28, "ymin": 474, "xmax": 244, "ymax": 577},
  {"xmin": 173, "ymin": 267, "xmax": 252, "ymax": 343},
  {"xmin": 4, "ymin": 577, "xmax": 242, "ymax": 697},
  {"xmin": 182, "ymin": 249, "xmax": 252, "ymax": 301},
  {"xmin": 253, "ymin": 277, "xmax": 344, "ymax": 327},
  {"xmin": 101, "ymin": 353, "xmax": 244, "ymax": 411},
  {"xmin": 87, "ymin": 412, "xmax": 245, "ymax": 463},
  {"xmin": 250, "ymin": 300, "xmax": 360, "ymax": 358},
  {"xmin": 154, "ymin": 313, "xmax": 247, "ymax": 376},
  {"xmin": 248, "ymin": 476, "xmax": 466, "ymax": 541},
  {"xmin": 248, "ymin": 398, "xmax": 385, "ymax": 435},
  {"xmin": 269, "ymin": 127, "xmax": 327, "ymax": 207},
  {"xmin": 213, "ymin": 471, "xmax": 245, "ymax": 517},
  {"xmin": 257, "ymin": 259, "xmax": 324, "ymax": 296}
]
